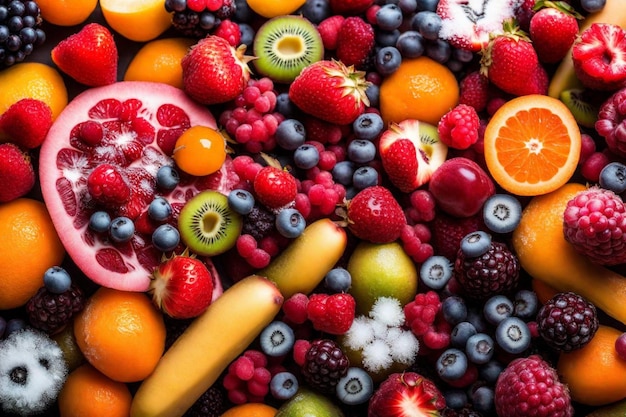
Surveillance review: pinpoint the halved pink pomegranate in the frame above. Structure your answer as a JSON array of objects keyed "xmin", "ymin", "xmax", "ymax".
[{"xmin": 39, "ymin": 81, "xmax": 239, "ymax": 292}]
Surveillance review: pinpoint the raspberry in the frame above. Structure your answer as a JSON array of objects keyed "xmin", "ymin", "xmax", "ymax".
[
  {"xmin": 458, "ymin": 71, "xmax": 489, "ymax": 113},
  {"xmin": 494, "ymin": 355, "xmax": 574, "ymax": 417},
  {"xmin": 86, "ymin": 164, "xmax": 131, "ymax": 207},
  {"xmin": 596, "ymin": 88, "xmax": 626, "ymax": 159},
  {"xmin": 213, "ymin": 19, "xmax": 240, "ymax": 46},
  {"xmin": 301, "ymin": 339, "xmax": 349, "ymax": 394},
  {"xmin": 431, "ymin": 212, "xmax": 485, "ymax": 260},
  {"xmin": 563, "ymin": 186, "xmax": 626, "ymax": 266},
  {"xmin": 317, "ymin": 15, "xmax": 345, "ymax": 50},
  {"xmin": 306, "ymin": 293, "xmax": 355, "ymax": 335},
  {"xmin": 437, "ymin": 104, "xmax": 481, "ymax": 150},
  {"xmin": 223, "ymin": 350, "xmax": 271, "ymax": 404},
  {"xmin": 282, "ymin": 293, "xmax": 309, "ymax": 325},
  {"xmin": 404, "ymin": 291, "xmax": 442, "ymax": 336}
]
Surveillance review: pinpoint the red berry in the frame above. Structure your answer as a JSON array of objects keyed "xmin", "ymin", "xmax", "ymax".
[
  {"xmin": 87, "ymin": 163, "xmax": 131, "ymax": 207},
  {"xmin": 306, "ymin": 293, "xmax": 356, "ymax": 335},
  {"xmin": 347, "ymin": 186, "xmax": 406, "ymax": 243},
  {"xmin": 253, "ymin": 166, "xmax": 298, "ymax": 209}
]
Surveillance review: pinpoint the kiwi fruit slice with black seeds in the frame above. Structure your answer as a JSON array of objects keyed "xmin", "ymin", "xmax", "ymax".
[
  {"xmin": 560, "ymin": 89, "xmax": 599, "ymax": 128},
  {"xmin": 178, "ymin": 190, "xmax": 242, "ymax": 257},
  {"xmin": 253, "ymin": 15, "xmax": 324, "ymax": 84}
]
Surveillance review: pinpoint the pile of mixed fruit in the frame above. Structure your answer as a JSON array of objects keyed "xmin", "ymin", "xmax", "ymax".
[{"xmin": 3, "ymin": 0, "xmax": 626, "ymax": 416}]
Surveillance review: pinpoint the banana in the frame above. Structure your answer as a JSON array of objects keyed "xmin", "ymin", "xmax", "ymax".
[
  {"xmin": 130, "ymin": 275, "xmax": 283, "ymax": 417},
  {"xmin": 548, "ymin": 0, "xmax": 626, "ymax": 98},
  {"xmin": 259, "ymin": 217, "xmax": 347, "ymax": 298}
]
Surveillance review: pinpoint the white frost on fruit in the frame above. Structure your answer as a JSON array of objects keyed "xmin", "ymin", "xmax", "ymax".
[
  {"xmin": 343, "ymin": 316, "xmax": 376, "ymax": 351},
  {"xmin": 388, "ymin": 329, "xmax": 420, "ymax": 365},
  {"xmin": 369, "ymin": 296, "xmax": 405, "ymax": 327},
  {"xmin": 362, "ymin": 339, "xmax": 394, "ymax": 373}
]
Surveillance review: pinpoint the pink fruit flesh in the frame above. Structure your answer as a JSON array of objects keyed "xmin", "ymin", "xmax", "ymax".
[{"xmin": 39, "ymin": 81, "xmax": 239, "ymax": 292}]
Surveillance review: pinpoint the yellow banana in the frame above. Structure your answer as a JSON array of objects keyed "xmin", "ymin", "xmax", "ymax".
[
  {"xmin": 548, "ymin": 0, "xmax": 626, "ymax": 98},
  {"xmin": 130, "ymin": 275, "xmax": 283, "ymax": 417},
  {"xmin": 259, "ymin": 217, "xmax": 347, "ymax": 298}
]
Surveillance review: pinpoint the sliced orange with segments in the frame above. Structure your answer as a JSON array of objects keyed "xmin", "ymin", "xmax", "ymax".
[{"xmin": 484, "ymin": 94, "xmax": 581, "ymax": 196}]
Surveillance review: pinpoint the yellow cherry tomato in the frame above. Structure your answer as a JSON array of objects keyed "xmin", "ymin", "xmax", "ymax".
[{"xmin": 172, "ymin": 126, "xmax": 227, "ymax": 176}]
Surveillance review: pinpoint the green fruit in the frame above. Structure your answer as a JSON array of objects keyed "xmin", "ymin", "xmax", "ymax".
[
  {"xmin": 347, "ymin": 241, "xmax": 418, "ymax": 315},
  {"xmin": 586, "ymin": 397, "xmax": 626, "ymax": 417},
  {"xmin": 276, "ymin": 388, "xmax": 344, "ymax": 417},
  {"xmin": 559, "ymin": 89, "xmax": 599, "ymax": 128},
  {"xmin": 178, "ymin": 190, "xmax": 242, "ymax": 257},
  {"xmin": 252, "ymin": 15, "xmax": 324, "ymax": 84},
  {"xmin": 51, "ymin": 325, "xmax": 85, "ymax": 372}
]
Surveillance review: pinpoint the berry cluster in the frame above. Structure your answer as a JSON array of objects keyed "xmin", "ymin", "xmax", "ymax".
[
  {"xmin": 222, "ymin": 349, "xmax": 273, "ymax": 404},
  {"xmin": 165, "ymin": 0, "xmax": 237, "ymax": 40},
  {"xmin": 0, "ymin": 0, "xmax": 45, "ymax": 68}
]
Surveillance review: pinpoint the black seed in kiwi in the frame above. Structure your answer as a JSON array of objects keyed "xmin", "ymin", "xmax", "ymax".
[
  {"xmin": 252, "ymin": 15, "xmax": 324, "ymax": 84},
  {"xmin": 559, "ymin": 89, "xmax": 599, "ymax": 128},
  {"xmin": 178, "ymin": 190, "xmax": 242, "ymax": 257}
]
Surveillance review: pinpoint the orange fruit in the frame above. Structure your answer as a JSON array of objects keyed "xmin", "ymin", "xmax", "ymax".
[
  {"xmin": 245, "ymin": 0, "xmax": 307, "ymax": 18},
  {"xmin": 220, "ymin": 403, "xmax": 278, "ymax": 417},
  {"xmin": 73, "ymin": 287, "xmax": 166, "ymax": 382},
  {"xmin": 58, "ymin": 363, "xmax": 132, "ymax": 417},
  {"xmin": 0, "ymin": 62, "xmax": 68, "ymax": 120},
  {"xmin": 557, "ymin": 325, "xmax": 626, "ymax": 406},
  {"xmin": 483, "ymin": 94, "xmax": 581, "ymax": 197},
  {"xmin": 172, "ymin": 125, "xmax": 228, "ymax": 176},
  {"xmin": 531, "ymin": 278, "xmax": 559, "ymax": 304},
  {"xmin": 99, "ymin": 0, "xmax": 172, "ymax": 42},
  {"xmin": 379, "ymin": 56, "xmax": 459, "ymax": 126},
  {"xmin": 36, "ymin": 0, "xmax": 97, "ymax": 26},
  {"xmin": 0, "ymin": 198, "xmax": 65, "ymax": 310},
  {"xmin": 124, "ymin": 38, "xmax": 195, "ymax": 89}
]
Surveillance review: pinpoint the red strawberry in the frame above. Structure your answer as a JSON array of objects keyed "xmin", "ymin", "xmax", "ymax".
[
  {"xmin": 306, "ymin": 293, "xmax": 355, "ymax": 335},
  {"xmin": 572, "ymin": 23, "xmax": 626, "ymax": 91},
  {"xmin": 149, "ymin": 251, "xmax": 214, "ymax": 319},
  {"xmin": 336, "ymin": 17, "xmax": 375, "ymax": 68},
  {"xmin": 529, "ymin": 1, "xmax": 582, "ymax": 63},
  {"xmin": 368, "ymin": 372, "xmax": 446, "ymax": 417},
  {"xmin": 346, "ymin": 185, "xmax": 406, "ymax": 243},
  {"xmin": 329, "ymin": 0, "xmax": 374, "ymax": 16},
  {"xmin": 378, "ymin": 119, "xmax": 448, "ymax": 193},
  {"xmin": 0, "ymin": 99, "xmax": 53, "ymax": 149},
  {"xmin": 318, "ymin": 15, "xmax": 345, "ymax": 50},
  {"xmin": 0, "ymin": 143, "xmax": 35, "ymax": 203},
  {"xmin": 182, "ymin": 35, "xmax": 251, "ymax": 105},
  {"xmin": 86, "ymin": 164, "xmax": 131, "ymax": 207},
  {"xmin": 51, "ymin": 23, "xmax": 118, "ymax": 87},
  {"xmin": 289, "ymin": 59, "xmax": 371, "ymax": 125},
  {"xmin": 253, "ymin": 166, "xmax": 298, "ymax": 210},
  {"xmin": 458, "ymin": 71, "xmax": 489, "ymax": 113}
]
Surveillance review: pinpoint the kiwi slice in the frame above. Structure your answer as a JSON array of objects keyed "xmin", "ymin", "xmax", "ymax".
[
  {"xmin": 560, "ymin": 89, "xmax": 599, "ymax": 128},
  {"xmin": 178, "ymin": 190, "xmax": 242, "ymax": 257},
  {"xmin": 253, "ymin": 15, "xmax": 324, "ymax": 84}
]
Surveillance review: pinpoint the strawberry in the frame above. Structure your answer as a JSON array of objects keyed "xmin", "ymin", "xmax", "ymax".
[
  {"xmin": 0, "ymin": 143, "xmax": 35, "ymax": 203},
  {"xmin": 253, "ymin": 166, "xmax": 298, "ymax": 210},
  {"xmin": 0, "ymin": 99, "xmax": 53, "ymax": 149},
  {"xmin": 368, "ymin": 372, "xmax": 446, "ymax": 416},
  {"xmin": 329, "ymin": 0, "xmax": 374, "ymax": 16},
  {"xmin": 86, "ymin": 164, "xmax": 131, "ymax": 207},
  {"xmin": 336, "ymin": 16, "xmax": 375, "ymax": 68},
  {"xmin": 182, "ymin": 35, "xmax": 251, "ymax": 105},
  {"xmin": 529, "ymin": 1, "xmax": 582, "ymax": 63},
  {"xmin": 346, "ymin": 185, "xmax": 406, "ymax": 243},
  {"xmin": 318, "ymin": 15, "xmax": 345, "ymax": 50},
  {"xmin": 289, "ymin": 59, "xmax": 371, "ymax": 126},
  {"xmin": 306, "ymin": 293, "xmax": 355, "ymax": 335},
  {"xmin": 51, "ymin": 23, "xmax": 118, "ymax": 87},
  {"xmin": 458, "ymin": 71, "xmax": 489, "ymax": 113},
  {"xmin": 149, "ymin": 251, "xmax": 214, "ymax": 319},
  {"xmin": 572, "ymin": 23, "xmax": 626, "ymax": 91}
]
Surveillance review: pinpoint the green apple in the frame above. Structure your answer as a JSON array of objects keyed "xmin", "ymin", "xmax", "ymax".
[
  {"xmin": 586, "ymin": 397, "xmax": 626, "ymax": 417},
  {"xmin": 347, "ymin": 241, "xmax": 418, "ymax": 315},
  {"xmin": 275, "ymin": 388, "xmax": 344, "ymax": 417}
]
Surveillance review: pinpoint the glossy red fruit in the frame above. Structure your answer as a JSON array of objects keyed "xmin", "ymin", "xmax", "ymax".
[{"xmin": 368, "ymin": 372, "xmax": 446, "ymax": 416}]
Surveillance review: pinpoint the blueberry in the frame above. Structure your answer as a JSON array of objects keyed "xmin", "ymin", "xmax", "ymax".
[
  {"xmin": 325, "ymin": 267, "xmax": 352, "ymax": 293},
  {"xmin": 365, "ymin": 83, "xmax": 380, "ymax": 108},
  {"xmin": 465, "ymin": 333, "xmax": 494, "ymax": 365},
  {"xmin": 495, "ymin": 316, "xmax": 531, "ymax": 354},
  {"xmin": 238, "ymin": 23, "xmax": 255, "ymax": 49},
  {"xmin": 152, "ymin": 224, "xmax": 180, "ymax": 252},
  {"xmin": 347, "ymin": 139, "xmax": 376, "ymax": 164},
  {"xmin": 336, "ymin": 367, "xmax": 374, "ymax": 405},
  {"xmin": 580, "ymin": 0, "xmax": 606, "ymax": 13},
  {"xmin": 148, "ymin": 197, "xmax": 172, "ymax": 222},
  {"xmin": 275, "ymin": 208, "xmax": 306, "ymax": 238},
  {"xmin": 513, "ymin": 289, "xmax": 539, "ymax": 320},
  {"xmin": 275, "ymin": 119, "xmax": 306, "ymax": 151},
  {"xmin": 396, "ymin": 30, "xmax": 425, "ymax": 58},
  {"xmin": 459, "ymin": 230, "xmax": 491, "ymax": 258},
  {"xmin": 293, "ymin": 144, "xmax": 320, "ymax": 170},
  {"xmin": 377, "ymin": 4, "xmax": 404, "ymax": 31},
  {"xmin": 426, "ymin": 38, "xmax": 452, "ymax": 64},
  {"xmin": 441, "ymin": 295, "xmax": 467, "ymax": 326},
  {"xmin": 109, "ymin": 216, "xmax": 135, "ymax": 243},
  {"xmin": 352, "ymin": 166, "xmax": 379, "ymax": 190},
  {"xmin": 375, "ymin": 29, "xmax": 401, "ymax": 48},
  {"xmin": 420, "ymin": 255, "xmax": 453, "ymax": 290},
  {"xmin": 436, "ymin": 348, "xmax": 468, "ymax": 381},
  {"xmin": 482, "ymin": 193, "xmax": 522, "ymax": 234},
  {"xmin": 165, "ymin": 0, "xmax": 187, "ymax": 12},
  {"xmin": 411, "ymin": 11, "xmax": 441, "ymax": 40},
  {"xmin": 466, "ymin": 307, "xmax": 489, "ymax": 333},
  {"xmin": 297, "ymin": 0, "xmax": 331, "ymax": 24},
  {"xmin": 198, "ymin": 12, "xmax": 216, "ymax": 30},
  {"xmin": 43, "ymin": 266, "xmax": 72, "ymax": 294},
  {"xmin": 599, "ymin": 161, "xmax": 626, "ymax": 194},
  {"xmin": 5, "ymin": 318, "xmax": 27, "ymax": 336},
  {"xmin": 233, "ymin": 0, "xmax": 254, "ymax": 22},
  {"xmin": 453, "ymin": 47, "xmax": 474, "ymax": 63},
  {"xmin": 332, "ymin": 160, "xmax": 356, "ymax": 186},
  {"xmin": 353, "ymin": 113, "xmax": 384, "ymax": 141},
  {"xmin": 416, "ymin": 0, "xmax": 439, "ymax": 11},
  {"xmin": 444, "ymin": 389, "xmax": 468, "ymax": 410},
  {"xmin": 89, "ymin": 210, "xmax": 111, "ymax": 233},
  {"xmin": 270, "ymin": 371, "xmax": 299, "ymax": 400},
  {"xmin": 483, "ymin": 294, "xmax": 514, "ymax": 325},
  {"xmin": 472, "ymin": 385, "xmax": 495, "ymax": 414},
  {"xmin": 398, "ymin": 0, "xmax": 418, "ymax": 14},
  {"xmin": 450, "ymin": 321, "xmax": 477, "ymax": 348},
  {"xmin": 260, "ymin": 321, "xmax": 295, "ymax": 357},
  {"xmin": 275, "ymin": 92, "xmax": 297, "ymax": 119},
  {"xmin": 479, "ymin": 360, "xmax": 505, "ymax": 384},
  {"xmin": 156, "ymin": 165, "xmax": 180, "ymax": 191},
  {"xmin": 228, "ymin": 189, "xmax": 255, "ymax": 215},
  {"xmin": 375, "ymin": 46, "xmax": 403, "ymax": 76}
]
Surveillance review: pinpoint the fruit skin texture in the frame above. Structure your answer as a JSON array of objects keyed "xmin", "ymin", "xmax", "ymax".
[
  {"xmin": 130, "ymin": 275, "xmax": 283, "ymax": 417},
  {"xmin": 307, "ymin": 293, "xmax": 356, "ymax": 335},
  {"xmin": 275, "ymin": 387, "xmax": 344, "ymax": 417},
  {"xmin": 347, "ymin": 186, "xmax": 406, "ymax": 243},
  {"xmin": 51, "ymin": 23, "xmax": 118, "ymax": 87},
  {"xmin": 336, "ymin": 17, "xmax": 375, "ymax": 68},
  {"xmin": 0, "ymin": 98, "xmax": 53, "ymax": 149},
  {"xmin": 368, "ymin": 372, "xmax": 445, "ymax": 417},
  {"xmin": 99, "ymin": 0, "xmax": 172, "ymax": 42},
  {"xmin": 182, "ymin": 36, "xmax": 251, "ymax": 105},
  {"xmin": 494, "ymin": 354, "xmax": 574, "ymax": 417},
  {"xmin": 289, "ymin": 59, "xmax": 371, "ymax": 125},
  {"xmin": 149, "ymin": 252, "xmax": 214, "ymax": 319},
  {"xmin": 253, "ymin": 166, "xmax": 298, "ymax": 210},
  {"xmin": 0, "ymin": 143, "xmax": 35, "ymax": 203},
  {"xmin": 529, "ymin": 2, "xmax": 582, "ymax": 64}
]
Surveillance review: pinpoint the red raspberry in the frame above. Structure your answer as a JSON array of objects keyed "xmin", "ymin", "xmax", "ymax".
[
  {"xmin": 0, "ymin": 143, "xmax": 35, "ymax": 203},
  {"xmin": 306, "ymin": 293, "xmax": 355, "ymax": 335},
  {"xmin": 431, "ymin": 211, "xmax": 485, "ymax": 260},
  {"xmin": 404, "ymin": 291, "xmax": 441, "ymax": 336},
  {"xmin": 317, "ymin": 15, "xmax": 345, "ymax": 50},
  {"xmin": 458, "ymin": 71, "xmax": 489, "ymax": 113},
  {"xmin": 596, "ymin": 88, "xmax": 626, "ymax": 159},
  {"xmin": 563, "ymin": 186, "xmax": 626, "ymax": 266},
  {"xmin": 336, "ymin": 17, "xmax": 375, "ymax": 67},
  {"xmin": 437, "ymin": 104, "xmax": 480, "ymax": 150},
  {"xmin": 495, "ymin": 355, "xmax": 574, "ymax": 417},
  {"xmin": 213, "ymin": 19, "xmax": 241, "ymax": 47},
  {"xmin": 86, "ymin": 163, "xmax": 131, "ymax": 206},
  {"xmin": 253, "ymin": 166, "xmax": 298, "ymax": 210},
  {"xmin": 282, "ymin": 293, "xmax": 309, "ymax": 325}
]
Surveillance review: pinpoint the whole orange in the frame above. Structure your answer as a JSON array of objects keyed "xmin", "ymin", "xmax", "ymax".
[
  {"xmin": 73, "ymin": 287, "xmax": 166, "ymax": 382},
  {"xmin": 0, "ymin": 198, "xmax": 65, "ymax": 310},
  {"xmin": 379, "ymin": 56, "xmax": 459, "ymax": 126},
  {"xmin": 220, "ymin": 403, "xmax": 278, "ymax": 417},
  {"xmin": 36, "ymin": 0, "xmax": 97, "ymax": 26}
]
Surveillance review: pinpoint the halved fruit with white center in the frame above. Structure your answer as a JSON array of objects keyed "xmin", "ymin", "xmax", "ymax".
[{"xmin": 39, "ymin": 81, "xmax": 239, "ymax": 292}]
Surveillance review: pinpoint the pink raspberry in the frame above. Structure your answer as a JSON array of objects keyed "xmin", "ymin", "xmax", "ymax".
[
  {"xmin": 596, "ymin": 88, "xmax": 626, "ymax": 158},
  {"xmin": 86, "ymin": 164, "xmax": 130, "ymax": 206},
  {"xmin": 437, "ymin": 104, "xmax": 480, "ymax": 150},
  {"xmin": 282, "ymin": 293, "xmax": 309, "ymax": 325},
  {"xmin": 306, "ymin": 293, "xmax": 355, "ymax": 335},
  {"xmin": 317, "ymin": 15, "xmax": 345, "ymax": 50}
]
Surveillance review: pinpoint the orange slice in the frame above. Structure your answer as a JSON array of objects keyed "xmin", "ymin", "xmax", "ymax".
[{"xmin": 484, "ymin": 94, "xmax": 581, "ymax": 196}]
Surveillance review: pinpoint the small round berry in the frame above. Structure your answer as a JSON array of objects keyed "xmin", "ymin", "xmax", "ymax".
[
  {"xmin": 156, "ymin": 165, "xmax": 180, "ymax": 190},
  {"xmin": 152, "ymin": 224, "xmax": 180, "ymax": 252},
  {"xmin": 616, "ymin": 332, "xmax": 626, "ymax": 361},
  {"xmin": 324, "ymin": 267, "xmax": 352, "ymax": 293},
  {"xmin": 43, "ymin": 266, "xmax": 72, "ymax": 294},
  {"xmin": 148, "ymin": 197, "xmax": 172, "ymax": 221},
  {"xmin": 347, "ymin": 139, "xmax": 376, "ymax": 164},
  {"xmin": 336, "ymin": 367, "xmax": 374, "ymax": 405},
  {"xmin": 352, "ymin": 166, "xmax": 379, "ymax": 190},
  {"xmin": 599, "ymin": 161, "xmax": 626, "ymax": 194},
  {"xmin": 436, "ymin": 348, "xmax": 468, "ymax": 381},
  {"xmin": 482, "ymin": 294, "xmax": 514, "ymax": 325},
  {"xmin": 465, "ymin": 333, "xmax": 494, "ymax": 364},
  {"xmin": 275, "ymin": 119, "xmax": 306, "ymax": 151},
  {"xmin": 495, "ymin": 316, "xmax": 531, "ymax": 354},
  {"xmin": 396, "ymin": 30, "xmax": 425, "ymax": 58},
  {"xmin": 580, "ymin": 0, "xmax": 606, "ymax": 13},
  {"xmin": 5, "ymin": 318, "xmax": 27, "ymax": 336},
  {"xmin": 293, "ymin": 144, "xmax": 320, "ymax": 170},
  {"xmin": 88, "ymin": 210, "xmax": 111, "ymax": 233},
  {"xmin": 450, "ymin": 321, "xmax": 477, "ymax": 348},
  {"xmin": 459, "ymin": 230, "xmax": 491, "ymax": 257},
  {"xmin": 260, "ymin": 321, "xmax": 295, "ymax": 357},
  {"xmin": 275, "ymin": 208, "xmax": 306, "ymax": 238},
  {"xmin": 352, "ymin": 112, "xmax": 384, "ymax": 141},
  {"xmin": 376, "ymin": 4, "xmax": 403, "ymax": 31},
  {"xmin": 472, "ymin": 385, "xmax": 495, "ymax": 414},
  {"xmin": 513, "ymin": 289, "xmax": 539, "ymax": 320},
  {"xmin": 332, "ymin": 161, "xmax": 356, "ymax": 186},
  {"xmin": 228, "ymin": 189, "xmax": 255, "ymax": 215},
  {"xmin": 482, "ymin": 193, "xmax": 522, "ymax": 234},
  {"xmin": 375, "ymin": 46, "xmax": 402, "ymax": 76},
  {"xmin": 420, "ymin": 255, "xmax": 453, "ymax": 290},
  {"xmin": 411, "ymin": 10, "xmax": 441, "ymax": 40},
  {"xmin": 172, "ymin": 126, "xmax": 227, "ymax": 177},
  {"xmin": 480, "ymin": 360, "xmax": 505, "ymax": 384},
  {"xmin": 441, "ymin": 295, "xmax": 467, "ymax": 326},
  {"xmin": 109, "ymin": 216, "xmax": 135, "ymax": 243},
  {"xmin": 270, "ymin": 371, "xmax": 299, "ymax": 400},
  {"xmin": 444, "ymin": 389, "xmax": 468, "ymax": 410}
]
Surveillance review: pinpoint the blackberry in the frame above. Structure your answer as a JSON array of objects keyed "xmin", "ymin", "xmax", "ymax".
[
  {"xmin": 536, "ymin": 291, "xmax": 599, "ymax": 352},
  {"xmin": 441, "ymin": 407, "xmax": 483, "ymax": 417},
  {"xmin": 301, "ymin": 339, "xmax": 349, "ymax": 394},
  {"xmin": 165, "ymin": 0, "xmax": 236, "ymax": 38},
  {"xmin": 454, "ymin": 241, "xmax": 520, "ymax": 301},
  {"xmin": 25, "ymin": 284, "xmax": 85, "ymax": 335},
  {"xmin": 242, "ymin": 204, "xmax": 276, "ymax": 241},
  {"xmin": 0, "ymin": 0, "xmax": 45, "ymax": 68},
  {"xmin": 184, "ymin": 384, "xmax": 226, "ymax": 417}
]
